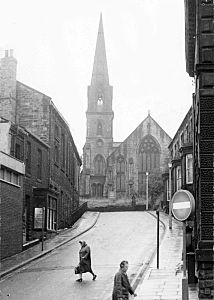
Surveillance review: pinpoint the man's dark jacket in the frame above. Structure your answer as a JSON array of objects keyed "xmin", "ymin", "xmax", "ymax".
[{"xmin": 112, "ymin": 269, "xmax": 134, "ymax": 300}]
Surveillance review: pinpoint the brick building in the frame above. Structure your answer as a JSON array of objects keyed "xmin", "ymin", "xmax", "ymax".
[
  {"xmin": 0, "ymin": 151, "xmax": 25, "ymax": 259},
  {"xmin": 161, "ymin": 106, "xmax": 196, "ymax": 284},
  {"xmin": 81, "ymin": 15, "xmax": 171, "ymax": 201},
  {"xmin": 0, "ymin": 49, "xmax": 81, "ymax": 237},
  {"xmin": 162, "ymin": 106, "xmax": 193, "ymax": 208},
  {"xmin": 185, "ymin": 1, "xmax": 214, "ymax": 298}
]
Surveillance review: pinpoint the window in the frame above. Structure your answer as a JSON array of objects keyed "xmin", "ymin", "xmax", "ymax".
[
  {"xmin": 54, "ymin": 124, "xmax": 59, "ymax": 139},
  {"xmin": 54, "ymin": 143, "xmax": 59, "ymax": 164},
  {"xmin": 61, "ymin": 133, "xmax": 65, "ymax": 168},
  {"xmin": 15, "ymin": 143, "xmax": 21, "ymax": 160},
  {"xmin": 97, "ymin": 95, "xmax": 103, "ymax": 106},
  {"xmin": 116, "ymin": 156, "xmax": 125, "ymax": 191},
  {"xmin": 176, "ymin": 166, "xmax": 182, "ymax": 190},
  {"xmin": 47, "ymin": 197, "xmax": 57, "ymax": 231},
  {"xmin": 94, "ymin": 155, "xmax": 105, "ymax": 175},
  {"xmin": 186, "ymin": 154, "xmax": 193, "ymax": 184},
  {"xmin": 0, "ymin": 167, "xmax": 20, "ymax": 186},
  {"xmin": 37, "ymin": 149, "xmax": 42, "ymax": 180},
  {"xmin": 138, "ymin": 136, "xmax": 160, "ymax": 172},
  {"xmin": 26, "ymin": 141, "xmax": 31, "ymax": 174}
]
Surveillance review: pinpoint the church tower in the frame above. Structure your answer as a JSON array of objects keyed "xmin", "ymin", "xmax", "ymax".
[{"xmin": 82, "ymin": 14, "xmax": 114, "ymax": 198}]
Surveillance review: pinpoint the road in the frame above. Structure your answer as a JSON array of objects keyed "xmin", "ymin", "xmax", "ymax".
[{"xmin": 0, "ymin": 211, "xmax": 164, "ymax": 300}]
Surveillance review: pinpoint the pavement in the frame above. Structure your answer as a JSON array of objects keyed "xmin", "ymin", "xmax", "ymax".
[
  {"xmin": 135, "ymin": 212, "xmax": 199, "ymax": 300},
  {"xmin": 0, "ymin": 210, "xmax": 199, "ymax": 300}
]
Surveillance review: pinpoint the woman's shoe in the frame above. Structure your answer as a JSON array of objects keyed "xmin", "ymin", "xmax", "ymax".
[
  {"xmin": 76, "ymin": 278, "xmax": 82, "ymax": 282},
  {"xmin": 92, "ymin": 275, "xmax": 97, "ymax": 281}
]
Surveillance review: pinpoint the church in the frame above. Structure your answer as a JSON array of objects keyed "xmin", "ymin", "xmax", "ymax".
[{"xmin": 81, "ymin": 15, "xmax": 171, "ymax": 200}]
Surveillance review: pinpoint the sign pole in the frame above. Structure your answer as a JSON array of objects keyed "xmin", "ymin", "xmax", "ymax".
[
  {"xmin": 146, "ymin": 171, "xmax": 149, "ymax": 210},
  {"xmin": 41, "ymin": 207, "xmax": 45, "ymax": 251},
  {"xmin": 156, "ymin": 210, "xmax": 159, "ymax": 269},
  {"xmin": 182, "ymin": 221, "xmax": 189, "ymax": 300},
  {"xmin": 168, "ymin": 163, "xmax": 172, "ymax": 229}
]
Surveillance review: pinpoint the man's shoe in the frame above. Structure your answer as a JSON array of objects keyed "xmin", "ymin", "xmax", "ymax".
[
  {"xmin": 92, "ymin": 275, "xmax": 97, "ymax": 281},
  {"xmin": 76, "ymin": 278, "xmax": 82, "ymax": 282}
]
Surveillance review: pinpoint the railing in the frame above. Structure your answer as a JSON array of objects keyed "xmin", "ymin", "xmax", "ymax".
[{"xmin": 70, "ymin": 202, "xmax": 88, "ymax": 226}]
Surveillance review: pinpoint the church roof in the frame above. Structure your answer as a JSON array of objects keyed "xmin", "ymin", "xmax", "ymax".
[
  {"xmin": 110, "ymin": 113, "xmax": 171, "ymax": 156},
  {"xmin": 91, "ymin": 13, "xmax": 109, "ymax": 86}
]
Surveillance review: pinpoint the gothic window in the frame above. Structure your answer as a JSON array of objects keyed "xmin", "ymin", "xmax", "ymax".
[
  {"xmin": 97, "ymin": 121, "xmax": 103, "ymax": 135},
  {"xmin": 116, "ymin": 156, "xmax": 125, "ymax": 191},
  {"xmin": 94, "ymin": 155, "xmax": 105, "ymax": 175},
  {"xmin": 97, "ymin": 94, "xmax": 103, "ymax": 106},
  {"xmin": 138, "ymin": 135, "xmax": 160, "ymax": 172}
]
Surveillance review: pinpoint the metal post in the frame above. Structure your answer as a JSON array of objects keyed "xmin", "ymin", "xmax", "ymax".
[
  {"xmin": 156, "ymin": 210, "xmax": 159, "ymax": 269},
  {"xmin": 168, "ymin": 163, "xmax": 172, "ymax": 229},
  {"xmin": 146, "ymin": 171, "xmax": 149, "ymax": 210},
  {"xmin": 41, "ymin": 207, "xmax": 45, "ymax": 251},
  {"xmin": 182, "ymin": 221, "xmax": 189, "ymax": 300}
]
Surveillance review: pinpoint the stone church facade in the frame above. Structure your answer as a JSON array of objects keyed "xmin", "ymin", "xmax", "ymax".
[{"xmin": 81, "ymin": 15, "xmax": 171, "ymax": 199}]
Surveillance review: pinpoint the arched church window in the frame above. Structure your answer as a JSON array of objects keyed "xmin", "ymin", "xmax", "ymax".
[
  {"xmin": 97, "ymin": 94, "xmax": 103, "ymax": 106},
  {"xmin": 97, "ymin": 121, "xmax": 103, "ymax": 135},
  {"xmin": 138, "ymin": 135, "xmax": 160, "ymax": 172},
  {"xmin": 94, "ymin": 154, "xmax": 105, "ymax": 175},
  {"xmin": 116, "ymin": 156, "xmax": 125, "ymax": 191},
  {"xmin": 138, "ymin": 135, "xmax": 160, "ymax": 195}
]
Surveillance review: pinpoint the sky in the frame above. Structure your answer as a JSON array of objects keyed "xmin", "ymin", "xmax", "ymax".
[{"xmin": 0, "ymin": 0, "xmax": 194, "ymax": 154}]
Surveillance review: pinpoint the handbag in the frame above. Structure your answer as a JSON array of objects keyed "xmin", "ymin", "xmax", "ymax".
[{"xmin": 75, "ymin": 265, "xmax": 80, "ymax": 274}]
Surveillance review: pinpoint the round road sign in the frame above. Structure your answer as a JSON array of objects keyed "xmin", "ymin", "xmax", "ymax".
[{"xmin": 171, "ymin": 189, "xmax": 195, "ymax": 221}]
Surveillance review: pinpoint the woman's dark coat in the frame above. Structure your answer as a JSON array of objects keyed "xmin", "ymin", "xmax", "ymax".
[
  {"xmin": 112, "ymin": 269, "xmax": 134, "ymax": 300},
  {"xmin": 79, "ymin": 241, "xmax": 92, "ymax": 273}
]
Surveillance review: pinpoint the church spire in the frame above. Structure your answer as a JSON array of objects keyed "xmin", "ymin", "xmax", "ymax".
[{"xmin": 91, "ymin": 13, "xmax": 109, "ymax": 85}]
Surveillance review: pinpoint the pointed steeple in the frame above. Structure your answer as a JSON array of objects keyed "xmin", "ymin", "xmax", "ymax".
[{"xmin": 91, "ymin": 13, "xmax": 109, "ymax": 86}]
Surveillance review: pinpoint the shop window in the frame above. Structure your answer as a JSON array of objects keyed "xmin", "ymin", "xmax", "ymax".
[{"xmin": 186, "ymin": 154, "xmax": 193, "ymax": 184}]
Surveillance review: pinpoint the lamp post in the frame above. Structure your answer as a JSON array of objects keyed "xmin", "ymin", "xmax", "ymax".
[
  {"xmin": 146, "ymin": 171, "xmax": 149, "ymax": 210},
  {"xmin": 168, "ymin": 163, "xmax": 172, "ymax": 229}
]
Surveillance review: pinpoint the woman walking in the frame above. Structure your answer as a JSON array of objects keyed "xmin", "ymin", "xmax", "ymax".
[{"xmin": 76, "ymin": 241, "xmax": 97, "ymax": 282}]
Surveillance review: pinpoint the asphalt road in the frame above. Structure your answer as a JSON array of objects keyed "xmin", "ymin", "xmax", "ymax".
[{"xmin": 0, "ymin": 211, "xmax": 164, "ymax": 300}]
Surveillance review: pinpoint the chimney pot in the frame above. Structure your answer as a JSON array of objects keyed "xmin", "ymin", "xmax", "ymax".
[
  {"xmin": 9, "ymin": 49, "xmax": 13, "ymax": 57},
  {"xmin": 5, "ymin": 50, "xmax": 9, "ymax": 57}
]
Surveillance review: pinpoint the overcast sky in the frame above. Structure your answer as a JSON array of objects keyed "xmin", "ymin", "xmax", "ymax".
[{"xmin": 0, "ymin": 0, "xmax": 193, "ymax": 153}]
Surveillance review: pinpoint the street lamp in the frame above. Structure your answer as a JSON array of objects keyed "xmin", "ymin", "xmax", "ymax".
[
  {"xmin": 168, "ymin": 162, "xmax": 172, "ymax": 229},
  {"xmin": 146, "ymin": 171, "xmax": 149, "ymax": 210}
]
